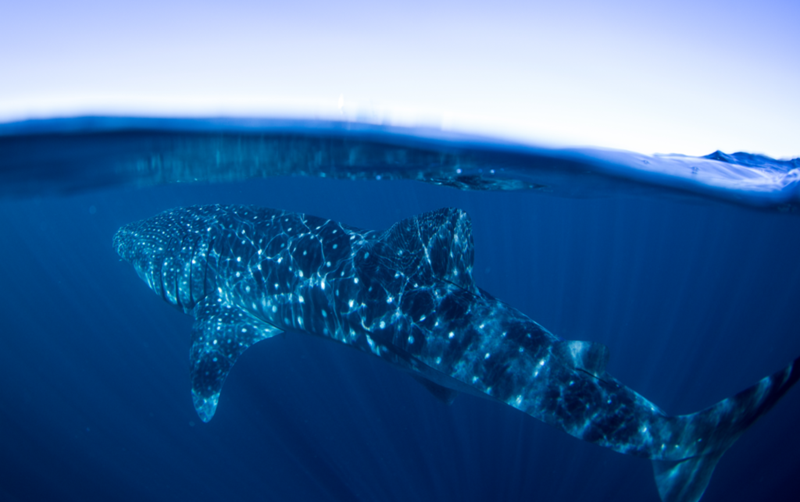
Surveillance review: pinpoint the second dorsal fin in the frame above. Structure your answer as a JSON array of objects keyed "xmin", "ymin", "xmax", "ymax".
[{"xmin": 553, "ymin": 340, "xmax": 610, "ymax": 378}]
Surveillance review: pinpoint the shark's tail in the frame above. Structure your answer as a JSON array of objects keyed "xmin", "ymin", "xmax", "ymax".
[{"xmin": 653, "ymin": 355, "xmax": 800, "ymax": 502}]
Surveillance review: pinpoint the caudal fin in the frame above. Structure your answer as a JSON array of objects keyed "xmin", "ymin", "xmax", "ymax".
[{"xmin": 653, "ymin": 355, "xmax": 800, "ymax": 502}]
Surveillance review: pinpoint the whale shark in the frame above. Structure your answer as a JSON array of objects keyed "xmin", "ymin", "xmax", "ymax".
[{"xmin": 114, "ymin": 204, "xmax": 799, "ymax": 502}]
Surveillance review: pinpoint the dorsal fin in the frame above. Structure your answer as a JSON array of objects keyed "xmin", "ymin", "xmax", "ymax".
[
  {"xmin": 411, "ymin": 375, "xmax": 458, "ymax": 405},
  {"xmin": 381, "ymin": 208, "xmax": 476, "ymax": 292},
  {"xmin": 553, "ymin": 340, "xmax": 610, "ymax": 378},
  {"xmin": 190, "ymin": 297, "xmax": 283, "ymax": 422}
]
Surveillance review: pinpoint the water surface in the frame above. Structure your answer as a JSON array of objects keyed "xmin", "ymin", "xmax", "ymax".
[{"xmin": 0, "ymin": 117, "xmax": 798, "ymax": 502}]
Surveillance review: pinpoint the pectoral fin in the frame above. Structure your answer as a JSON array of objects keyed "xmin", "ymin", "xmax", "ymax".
[{"xmin": 190, "ymin": 297, "xmax": 283, "ymax": 422}]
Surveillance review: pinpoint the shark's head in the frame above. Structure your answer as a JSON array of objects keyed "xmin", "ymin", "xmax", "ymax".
[
  {"xmin": 113, "ymin": 220, "xmax": 157, "ymax": 270},
  {"xmin": 114, "ymin": 207, "xmax": 216, "ymax": 313}
]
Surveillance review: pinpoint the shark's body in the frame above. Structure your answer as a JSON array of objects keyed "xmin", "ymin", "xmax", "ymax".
[{"xmin": 115, "ymin": 205, "xmax": 799, "ymax": 502}]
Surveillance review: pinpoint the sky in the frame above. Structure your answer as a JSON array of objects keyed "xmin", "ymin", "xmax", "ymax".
[{"xmin": 1, "ymin": 0, "xmax": 798, "ymax": 157}]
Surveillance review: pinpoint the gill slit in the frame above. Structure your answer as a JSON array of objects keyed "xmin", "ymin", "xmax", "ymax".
[
  {"xmin": 174, "ymin": 234, "xmax": 185, "ymax": 311},
  {"xmin": 203, "ymin": 236, "xmax": 215, "ymax": 301},
  {"xmin": 188, "ymin": 233, "xmax": 203, "ymax": 308},
  {"xmin": 158, "ymin": 236, "xmax": 172, "ymax": 304}
]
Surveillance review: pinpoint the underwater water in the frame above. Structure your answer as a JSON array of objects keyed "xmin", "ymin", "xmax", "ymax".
[{"xmin": 0, "ymin": 118, "xmax": 798, "ymax": 502}]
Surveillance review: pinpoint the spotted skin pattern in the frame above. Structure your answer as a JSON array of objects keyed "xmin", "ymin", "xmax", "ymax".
[{"xmin": 115, "ymin": 205, "xmax": 799, "ymax": 502}]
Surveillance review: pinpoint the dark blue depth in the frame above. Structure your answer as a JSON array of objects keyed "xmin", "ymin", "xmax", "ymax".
[{"xmin": 0, "ymin": 175, "xmax": 798, "ymax": 502}]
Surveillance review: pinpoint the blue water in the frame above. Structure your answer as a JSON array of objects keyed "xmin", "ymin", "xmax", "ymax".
[{"xmin": 0, "ymin": 118, "xmax": 798, "ymax": 502}]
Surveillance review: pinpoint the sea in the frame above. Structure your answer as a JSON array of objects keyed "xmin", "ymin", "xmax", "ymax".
[{"xmin": 0, "ymin": 117, "xmax": 798, "ymax": 502}]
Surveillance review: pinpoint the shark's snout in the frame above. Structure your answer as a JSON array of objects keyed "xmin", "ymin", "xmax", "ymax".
[
  {"xmin": 113, "ymin": 226, "xmax": 128, "ymax": 261},
  {"xmin": 113, "ymin": 223, "xmax": 143, "ymax": 264}
]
